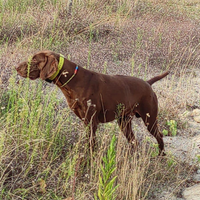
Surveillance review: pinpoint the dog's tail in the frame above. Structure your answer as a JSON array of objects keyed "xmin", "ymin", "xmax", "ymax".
[{"xmin": 147, "ymin": 71, "xmax": 169, "ymax": 85}]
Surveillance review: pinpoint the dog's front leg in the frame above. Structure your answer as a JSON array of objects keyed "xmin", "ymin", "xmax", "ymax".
[
  {"xmin": 82, "ymin": 100, "xmax": 98, "ymax": 152},
  {"xmin": 83, "ymin": 117, "xmax": 98, "ymax": 152}
]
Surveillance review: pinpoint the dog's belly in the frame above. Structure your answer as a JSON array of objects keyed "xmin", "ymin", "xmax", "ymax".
[
  {"xmin": 98, "ymin": 110, "xmax": 116, "ymax": 123},
  {"xmin": 97, "ymin": 105, "xmax": 137, "ymax": 123}
]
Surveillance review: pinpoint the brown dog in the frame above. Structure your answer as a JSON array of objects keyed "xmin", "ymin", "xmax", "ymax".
[{"xmin": 16, "ymin": 50, "xmax": 169, "ymax": 155}]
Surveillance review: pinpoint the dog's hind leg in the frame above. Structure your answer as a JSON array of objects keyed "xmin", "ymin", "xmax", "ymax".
[
  {"xmin": 147, "ymin": 119, "xmax": 165, "ymax": 156},
  {"xmin": 140, "ymin": 111, "xmax": 165, "ymax": 156}
]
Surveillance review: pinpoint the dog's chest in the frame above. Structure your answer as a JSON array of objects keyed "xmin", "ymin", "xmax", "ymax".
[{"xmin": 59, "ymin": 87, "xmax": 88, "ymax": 119}]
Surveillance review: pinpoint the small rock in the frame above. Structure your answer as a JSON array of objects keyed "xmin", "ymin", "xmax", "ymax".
[
  {"xmin": 191, "ymin": 109, "xmax": 200, "ymax": 116},
  {"xmin": 197, "ymin": 169, "xmax": 200, "ymax": 174},
  {"xmin": 194, "ymin": 116, "xmax": 200, "ymax": 123},
  {"xmin": 193, "ymin": 174, "xmax": 200, "ymax": 182},
  {"xmin": 188, "ymin": 121, "xmax": 200, "ymax": 133},
  {"xmin": 182, "ymin": 184, "xmax": 200, "ymax": 200}
]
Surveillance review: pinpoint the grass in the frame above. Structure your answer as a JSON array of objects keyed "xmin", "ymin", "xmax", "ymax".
[
  {"xmin": 0, "ymin": 75, "xmax": 195, "ymax": 199},
  {"xmin": 96, "ymin": 135, "xmax": 119, "ymax": 200},
  {"xmin": 0, "ymin": 0, "xmax": 200, "ymax": 199}
]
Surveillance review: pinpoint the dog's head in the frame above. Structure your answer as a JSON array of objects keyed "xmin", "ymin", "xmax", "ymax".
[{"xmin": 16, "ymin": 51, "xmax": 59, "ymax": 80}]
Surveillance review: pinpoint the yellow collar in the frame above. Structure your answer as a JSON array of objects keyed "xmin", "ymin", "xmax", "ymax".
[{"xmin": 49, "ymin": 54, "xmax": 64, "ymax": 81}]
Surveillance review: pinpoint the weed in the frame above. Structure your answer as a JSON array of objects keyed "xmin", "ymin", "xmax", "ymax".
[
  {"xmin": 131, "ymin": 54, "xmax": 135, "ymax": 76},
  {"xmin": 103, "ymin": 61, "xmax": 108, "ymax": 74},
  {"xmin": 167, "ymin": 155, "xmax": 177, "ymax": 169},
  {"xmin": 163, "ymin": 120, "xmax": 178, "ymax": 136},
  {"xmin": 197, "ymin": 155, "xmax": 200, "ymax": 164},
  {"xmin": 87, "ymin": 25, "xmax": 94, "ymax": 69},
  {"xmin": 95, "ymin": 135, "xmax": 119, "ymax": 200},
  {"xmin": 162, "ymin": 129, "xmax": 169, "ymax": 136}
]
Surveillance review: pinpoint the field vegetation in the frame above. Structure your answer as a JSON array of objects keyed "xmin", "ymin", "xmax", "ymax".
[{"xmin": 0, "ymin": 0, "xmax": 200, "ymax": 199}]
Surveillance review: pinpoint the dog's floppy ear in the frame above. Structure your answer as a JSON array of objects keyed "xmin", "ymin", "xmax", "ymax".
[{"xmin": 39, "ymin": 54, "xmax": 58, "ymax": 80}]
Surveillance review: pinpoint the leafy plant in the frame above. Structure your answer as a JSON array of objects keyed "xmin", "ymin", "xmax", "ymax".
[
  {"xmin": 95, "ymin": 135, "xmax": 119, "ymax": 200},
  {"xmin": 162, "ymin": 129, "xmax": 169, "ymax": 136},
  {"xmin": 163, "ymin": 120, "xmax": 177, "ymax": 136},
  {"xmin": 167, "ymin": 155, "xmax": 176, "ymax": 169}
]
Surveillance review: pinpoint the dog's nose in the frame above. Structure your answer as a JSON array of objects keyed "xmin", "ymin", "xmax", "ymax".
[
  {"xmin": 15, "ymin": 65, "xmax": 21, "ymax": 72},
  {"xmin": 16, "ymin": 62, "xmax": 27, "ymax": 72},
  {"xmin": 15, "ymin": 64, "xmax": 25, "ymax": 75}
]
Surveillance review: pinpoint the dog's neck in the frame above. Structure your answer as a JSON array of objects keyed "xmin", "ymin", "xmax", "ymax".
[
  {"xmin": 45, "ymin": 54, "xmax": 77, "ymax": 84},
  {"xmin": 46, "ymin": 55, "xmax": 94, "ymax": 92},
  {"xmin": 55, "ymin": 58, "xmax": 79, "ymax": 86},
  {"xmin": 49, "ymin": 54, "xmax": 65, "ymax": 81}
]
